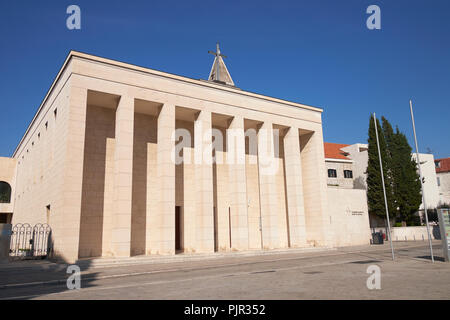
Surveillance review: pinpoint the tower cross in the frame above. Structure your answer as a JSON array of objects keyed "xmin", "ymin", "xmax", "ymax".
[{"xmin": 208, "ymin": 42, "xmax": 227, "ymax": 83}]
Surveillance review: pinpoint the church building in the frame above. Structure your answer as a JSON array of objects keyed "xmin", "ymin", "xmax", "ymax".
[{"xmin": 0, "ymin": 45, "xmax": 370, "ymax": 263}]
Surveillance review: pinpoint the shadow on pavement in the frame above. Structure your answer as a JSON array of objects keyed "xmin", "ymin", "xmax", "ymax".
[
  {"xmin": 0, "ymin": 257, "xmax": 97, "ymax": 300},
  {"xmin": 415, "ymin": 255, "xmax": 445, "ymax": 262}
]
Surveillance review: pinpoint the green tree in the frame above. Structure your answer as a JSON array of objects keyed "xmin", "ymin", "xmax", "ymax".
[
  {"xmin": 381, "ymin": 117, "xmax": 422, "ymax": 224},
  {"xmin": 367, "ymin": 115, "xmax": 395, "ymax": 219},
  {"xmin": 381, "ymin": 117, "xmax": 397, "ymax": 215},
  {"xmin": 391, "ymin": 128, "xmax": 422, "ymax": 224}
]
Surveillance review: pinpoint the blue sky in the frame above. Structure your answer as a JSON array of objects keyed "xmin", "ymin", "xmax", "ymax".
[{"xmin": 0, "ymin": 0, "xmax": 449, "ymax": 158}]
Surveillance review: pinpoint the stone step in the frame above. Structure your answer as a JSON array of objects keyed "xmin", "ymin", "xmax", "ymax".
[{"xmin": 78, "ymin": 246, "xmax": 334, "ymax": 268}]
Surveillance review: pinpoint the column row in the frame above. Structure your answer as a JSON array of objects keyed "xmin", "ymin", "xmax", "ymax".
[{"xmin": 88, "ymin": 94, "xmax": 329, "ymax": 257}]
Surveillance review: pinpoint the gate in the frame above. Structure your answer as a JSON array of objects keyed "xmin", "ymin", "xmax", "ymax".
[{"xmin": 9, "ymin": 223, "xmax": 52, "ymax": 260}]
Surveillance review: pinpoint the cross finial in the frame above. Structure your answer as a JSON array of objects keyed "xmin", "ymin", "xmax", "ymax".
[
  {"xmin": 207, "ymin": 42, "xmax": 234, "ymax": 86},
  {"xmin": 208, "ymin": 42, "xmax": 226, "ymax": 58}
]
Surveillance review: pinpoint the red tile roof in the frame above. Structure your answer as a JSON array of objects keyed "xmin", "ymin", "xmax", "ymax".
[
  {"xmin": 324, "ymin": 142, "xmax": 351, "ymax": 160},
  {"xmin": 435, "ymin": 157, "xmax": 450, "ymax": 173}
]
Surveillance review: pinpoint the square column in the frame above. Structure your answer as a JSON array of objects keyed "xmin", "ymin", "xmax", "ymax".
[
  {"xmin": 111, "ymin": 95, "xmax": 134, "ymax": 257},
  {"xmin": 156, "ymin": 103, "xmax": 176, "ymax": 254},
  {"xmin": 283, "ymin": 127, "xmax": 307, "ymax": 247},
  {"xmin": 182, "ymin": 147, "xmax": 196, "ymax": 252},
  {"xmin": 300, "ymin": 128, "xmax": 332, "ymax": 247},
  {"xmin": 194, "ymin": 110, "xmax": 215, "ymax": 252},
  {"xmin": 257, "ymin": 121, "xmax": 279, "ymax": 249},
  {"xmin": 57, "ymin": 85, "xmax": 87, "ymax": 263},
  {"xmin": 226, "ymin": 116, "xmax": 249, "ymax": 250}
]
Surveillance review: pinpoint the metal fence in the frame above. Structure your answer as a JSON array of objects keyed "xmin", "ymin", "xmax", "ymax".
[{"xmin": 9, "ymin": 223, "xmax": 52, "ymax": 259}]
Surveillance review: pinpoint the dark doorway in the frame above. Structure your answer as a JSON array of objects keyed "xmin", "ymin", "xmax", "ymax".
[
  {"xmin": 175, "ymin": 206, "xmax": 182, "ymax": 251},
  {"xmin": 213, "ymin": 207, "xmax": 218, "ymax": 252},
  {"xmin": 228, "ymin": 207, "xmax": 232, "ymax": 248}
]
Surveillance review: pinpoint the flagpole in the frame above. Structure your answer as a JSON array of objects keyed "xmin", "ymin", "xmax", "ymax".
[
  {"xmin": 409, "ymin": 100, "xmax": 434, "ymax": 263},
  {"xmin": 373, "ymin": 113, "xmax": 395, "ymax": 261}
]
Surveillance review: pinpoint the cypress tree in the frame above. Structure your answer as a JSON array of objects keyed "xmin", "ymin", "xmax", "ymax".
[
  {"xmin": 367, "ymin": 115, "xmax": 395, "ymax": 218},
  {"xmin": 381, "ymin": 117, "xmax": 397, "ymax": 216},
  {"xmin": 380, "ymin": 116, "xmax": 422, "ymax": 225},
  {"xmin": 392, "ymin": 127, "xmax": 422, "ymax": 224}
]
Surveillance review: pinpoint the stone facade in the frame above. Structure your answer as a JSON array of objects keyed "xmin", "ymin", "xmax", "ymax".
[
  {"xmin": 412, "ymin": 153, "xmax": 440, "ymax": 209},
  {"xmin": 7, "ymin": 51, "xmax": 356, "ymax": 262},
  {"xmin": 437, "ymin": 172, "xmax": 450, "ymax": 205},
  {"xmin": 435, "ymin": 158, "xmax": 450, "ymax": 206},
  {"xmin": 0, "ymin": 157, "xmax": 16, "ymax": 223},
  {"xmin": 323, "ymin": 143, "xmax": 371, "ymax": 245}
]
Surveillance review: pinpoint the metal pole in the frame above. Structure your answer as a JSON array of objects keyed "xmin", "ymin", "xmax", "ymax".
[
  {"xmin": 373, "ymin": 113, "xmax": 395, "ymax": 261},
  {"xmin": 409, "ymin": 100, "xmax": 434, "ymax": 263}
]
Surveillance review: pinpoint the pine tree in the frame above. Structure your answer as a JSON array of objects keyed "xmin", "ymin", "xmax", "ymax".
[{"xmin": 367, "ymin": 115, "xmax": 395, "ymax": 218}]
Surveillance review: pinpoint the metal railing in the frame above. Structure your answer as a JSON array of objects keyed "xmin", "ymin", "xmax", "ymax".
[{"xmin": 9, "ymin": 223, "xmax": 52, "ymax": 259}]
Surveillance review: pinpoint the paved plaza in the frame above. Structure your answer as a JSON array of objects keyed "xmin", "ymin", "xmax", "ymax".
[{"xmin": 0, "ymin": 241, "xmax": 449, "ymax": 300}]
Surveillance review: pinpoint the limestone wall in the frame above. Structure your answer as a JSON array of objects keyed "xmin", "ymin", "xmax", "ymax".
[
  {"xmin": 437, "ymin": 172, "xmax": 450, "ymax": 205},
  {"xmin": 325, "ymin": 160, "xmax": 354, "ymax": 189},
  {"xmin": 412, "ymin": 153, "xmax": 440, "ymax": 209},
  {"xmin": 327, "ymin": 187, "xmax": 371, "ymax": 247},
  {"xmin": 0, "ymin": 157, "xmax": 17, "ymax": 216},
  {"xmin": 78, "ymin": 105, "xmax": 116, "ymax": 258},
  {"xmin": 391, "ymin": 226, "xmax": 439, "ymax": 241},
  {"xmin": 8, "ymin": 51, "xmax": 336, "ymax": 261},
  {"xmin": 12, "ymin": 73, "xmax": 72, "ymax": 229}
]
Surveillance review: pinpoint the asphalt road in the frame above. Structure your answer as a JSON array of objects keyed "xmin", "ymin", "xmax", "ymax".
[{"xmin": 0, "ymin": 241, "xmax": 448, "ymax": 300}]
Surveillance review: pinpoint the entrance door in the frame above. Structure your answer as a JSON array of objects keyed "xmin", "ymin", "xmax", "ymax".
[
  {"xmin": 175, "ymin": 206, "xmax": 182, "ymax": 251},
  {"xmin": 213, "ymin": 207, "xmax": 218, "ymax": 252}
]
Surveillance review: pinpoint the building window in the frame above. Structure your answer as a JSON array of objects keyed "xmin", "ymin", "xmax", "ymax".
[
  {"xmin": 328, "ymin": 169, "xmax": 337, "ymax": 178},
  {"xmin": 437, "ymin": 177, "xmax": 441, "ymax": 187},
  {"xmin": 435, "ymin": 161, "xmax": 441, "ymax": 168},
  {"xmin": 344, "ymin": 170, "xmax": 353, "ymax": 179},
  {"xmin": 0, "ymin": 181, "xmax": 12, "ymax": 203}
]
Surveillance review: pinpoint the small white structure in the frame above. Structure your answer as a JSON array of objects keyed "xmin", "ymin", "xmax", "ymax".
[
  {"xmin": 325, "ymin": 143, "xmax": 442, "ymax": 230},
  {"xmin": 341, "ymin": 143, "xmax": 368, "ymax": 190},
  {"xmin": 324, "ymin": 142, "xmax": 371, "ymax": 246},
  {"xmin": 340, "ymin": 143, "xmax": 440, "ymax": 210},
  {"xmin": 412, "ymin": 153, "xmax": 440, "ymax": 209}
]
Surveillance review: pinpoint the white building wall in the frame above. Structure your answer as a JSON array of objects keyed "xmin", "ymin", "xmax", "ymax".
[
  {"xmin": 412, "ymin": 153, "xmax": 440, "ymax": 209},
  {"xmin": 0, "ymin": 157, "xmax": 17, "ymax": 218},
  {"xmin": 344, "ymin": 143, "xmax": 440, "ymax": 210},
  {"xmin": 341, "ymin": 144, "xmax": 368, "ymax": 190},
  {"xmin": 325, "ymin": 160, "xmax": 354, "ymax": 189},
  {"xmin": 327, "ymin": 187, "xmax": 371, "ymax": 247},
  {"xmin": 437, "ymin": 171, "xmax": 450, "ymax": 205}
]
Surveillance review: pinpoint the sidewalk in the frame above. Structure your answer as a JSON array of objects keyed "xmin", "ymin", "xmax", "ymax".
[
  {"xmin": 77, "ymin": 245, "xmax": 335, "ymax": 269},
  {"xmin": 0, "ymin": 241, "xmax": 446, "ymax": 300}
]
